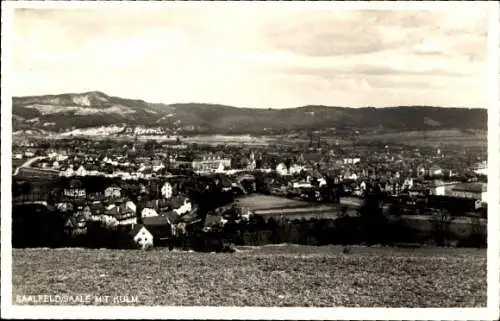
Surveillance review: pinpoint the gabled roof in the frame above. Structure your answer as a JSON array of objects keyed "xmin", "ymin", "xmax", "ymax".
[
  {"xmin": 68, "ymin": 178, "xmax": 83, "ymax": 188},
  {"xmin": 106, "ymin": 206, "xmax": 120, "ymax": 216},
  {"xmin": 168, "ymin": 195, "xmax": 188, "ymax": 209},
  {"xmin": 145, "ymin": 198, "xmax": 170, "ymax": 209},
  {"xmin": 90, "ymin": 203, "xmax": 105, "ymax": 215},
  {"xmin": 302, "ymin": 153, "xmax": 322, "ymax": 162},
  {"xmin": 143, "ymin": 215, "xmax": 171, "ymax": 227},
  {"xmin": 205, "ymin": 215, "xmax": 223, "ymax": 227},
  {"xmin": 164, "ymin": 211, "xmax": 180, "ymax": 225},
  {"xmin": 129, "ymin": 224, "xmax": 149, "ymax": 237}
]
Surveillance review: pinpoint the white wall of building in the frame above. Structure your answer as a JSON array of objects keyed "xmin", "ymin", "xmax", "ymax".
[{"xmin": 433, "ymin": 185, "xmax": 446, "ymax": 196}]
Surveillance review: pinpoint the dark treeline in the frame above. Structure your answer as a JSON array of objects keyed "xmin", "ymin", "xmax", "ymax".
[
  {"xmin": 214, "ymin": 215, "xmax": 486, "ymax": 249},
  {"xmin": 12, "ymin": 203, "xmax": 486, "ymax": 250},
  {"xmin": 13, "ymin": 175, "xmax": 486, "ymax": 250}
]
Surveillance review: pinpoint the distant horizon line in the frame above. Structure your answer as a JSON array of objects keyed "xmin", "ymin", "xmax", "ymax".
[{"xmin": 12, "ymin": 90, "xmax": 486, "ymax": 110}]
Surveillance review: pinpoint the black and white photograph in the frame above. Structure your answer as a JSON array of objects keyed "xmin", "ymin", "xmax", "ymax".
[{"xmin": 1, "ymin": 1, "xmax": 499, "ymax": 320}]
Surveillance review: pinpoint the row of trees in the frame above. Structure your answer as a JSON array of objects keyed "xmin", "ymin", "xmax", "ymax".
[{"xmin": 12, "ymin": 173, "xmax": 486, "ymax": 249}]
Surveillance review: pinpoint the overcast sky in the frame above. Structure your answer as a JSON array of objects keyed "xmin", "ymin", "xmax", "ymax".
[{"xmin": 12, "ymin": 8, "xmax": 489, "ymax": 108}]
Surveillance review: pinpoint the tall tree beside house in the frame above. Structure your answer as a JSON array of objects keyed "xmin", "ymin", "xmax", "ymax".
[
  {"xmin": 357, "ymin": 191, "xmax": 389, "ymax": 245},
  {"xmin": 388, "ymin": 201, "xmax": 403, "ymax": 217},
  {"xmin": 21, "ymin": 181, "xmax": 33, "ymax": 196},
  {"xmin": 254, "ymin": 172, "xmax": 271, "ymax": 194},
  {"xmin": 463, "ymin": 216, "xmax": 486, "ymax": 248},
  {"xmin": 255, "ymin": 158, "xmax": 263, "ymax": 169},
  {"xmin": 144, "ymin": 139, "xmax": 157, "ymax": 153},
  {"xmin": 268, "ymin": 158, "xmax": 278, "ymax": 171},
  {"xmin": 431, "ymin": 209, "xmax": 456, "ymax": 246},
  {"xmin": 283, "ymin": 158, "xmax": 292, "ymax": 171}
]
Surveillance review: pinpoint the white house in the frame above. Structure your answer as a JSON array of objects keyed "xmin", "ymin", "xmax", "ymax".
[
  {"xmin": 117, "ymin": 171, "xmax": 132, "ymax": 180},
  {"xmin": 473, "ymin": 161, "xmax": 488, "ymax": 176},
  {"xmin": 289, "ymin": 164, "xmax": 305, "ymax": 175},
  {"xmin": 90, "ymin": 214, "xmax": 118, "ymax": 228},
  {"xmin": 343, "ymin": 158, "xmax": 361, "ymax": 165},
  {"xmin": 432, "ymin": 184, "xmax": 446, "ymax": 196},
  {"xmin": 345, "ymin": 173, "xmax": 358, "ymax": 181},
  {"xmin": 276, "ymin": 163, "xmax": 288, "ymax": 176},
  {"xmin": 247, "ymin": 156, "xmax": 257, "ymax": 171},
  {"xmin": 141, "ymin": 208, "xmax": 159, "ymax": 218},
  {"xmin": 292, "ymin": 181, "xmax": 312, "ymax": 189},
  {"xmin": 153, "ymin": 163, "xmax": 165, "ymax": 172},
  {"xmin": 130, "ymin": 225, "xmax": 154, "ymax": 250},
  {"xmin": 56, "ymin": 202, "xmax": 73, "ymax": 212},
  {"xmin": 402, "ymin": 178, "xmax": 414, "ymax": 190},
  {"xmin": 173, "ymin": 198, "xmax": 192, "ymax": 215},
  {"xmin": 52, "ymin": 161, "xmax": 60, "ymax": 169},
  {"xmin": 161, "ymin": 182, "xmax": 173, "ymax": 199},
  {"xmin": 107, "ymin": 202, "xmax": 137, "ymax": 225},
  {"xmin": 417, "ymin": 165, "xmax": 426, "ymax": 176},
  {"xmin": 429, "ymin": 165, "xmax": 442, "ymax": 176},
  {"xmin": 215, "ymin": 162, "xmax": 225, "ymax": 173},
  {"xmin": 125, "ymin": 200, "xmax": 137, "ymax": 214},
  {"xmin": 61, "ymin": 167, "xmax": 75, "ymax": 177},
  {"xmin": 104, "ymin": 186, "xmax": 122, "ymax": 198},
  {"xmin": 56, "ymin": 154, "xmax": 69, "ymax": 162},
  {"xmin": 87, "ymin": 170, "xmax": 103, "ymax": 176},
  {"xmin": 75, "ymin": 165, "xmax": 87, "ymax": 176},
  {"xmin": 317, "ymin": 177, "xmax": 327, "ymax": 187}
]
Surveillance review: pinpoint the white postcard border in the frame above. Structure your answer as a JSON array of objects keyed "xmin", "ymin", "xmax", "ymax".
[{"xmin": 1, "ymin": 1, "xmax": 499, "ymax": 320}]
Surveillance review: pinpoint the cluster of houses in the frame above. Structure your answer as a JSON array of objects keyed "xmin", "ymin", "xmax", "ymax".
[
  {"xmin": 57, "ymin": 178, "xmax": 243, "ymax": 249},
  {"xmin": 276, "ymin": 170, "xmax": 487, "ymax": 204},
  {"xmin": 35, "ymin": 147, "xmax": 235, "ymax": 177},
  {"xmin": 15, "ymin": 138, "xmax": 488, "ymax": 208}
]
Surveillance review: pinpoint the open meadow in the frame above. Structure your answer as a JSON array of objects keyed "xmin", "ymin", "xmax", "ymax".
[
  {"xmin": 237, "ymin": 195, "xmax": 327, "ymax": 211},
  {"xmin": 236, "ymin": 195, "xmax": 357, "ymax": 220},
  {"xmin": 12, "ymin": 245, "xmax": 486, "ymax": 307},
  {"xmin": 357, "ymin": 129, "xmax": 487, "ymax": 148}
]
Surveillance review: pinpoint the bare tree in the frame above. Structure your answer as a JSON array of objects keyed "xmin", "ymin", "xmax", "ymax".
[
  {"xmin": 431, "ymin": 209, "xmax": 455, "ymax": 246},
  {"xmin": 467, "ymin": 215, "xmax": 486, "ymax": 248}
]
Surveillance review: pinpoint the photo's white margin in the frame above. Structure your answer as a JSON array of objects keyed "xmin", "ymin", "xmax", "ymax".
[
  {"xmin": 486, "ymin": 0, "xmax": 500, "ymax": 316},
  {"xmin": 1, "ymin": 1, "xmax": 498, "ymax": 320}
]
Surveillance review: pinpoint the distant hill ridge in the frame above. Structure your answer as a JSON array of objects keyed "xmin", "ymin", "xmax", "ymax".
[{"xmin": 12, "ymin": 91, "xmax": 487, "ymax": 134}]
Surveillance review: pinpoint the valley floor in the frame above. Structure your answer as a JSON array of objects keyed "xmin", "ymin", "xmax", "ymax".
[{"xmin": 12, "ymin": 245, "xmax": 486, "ymax": 307}]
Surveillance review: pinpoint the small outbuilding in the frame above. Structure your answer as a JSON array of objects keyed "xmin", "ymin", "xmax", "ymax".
[{"xmin": 129, "ymin": 224, "xmax": 153, "ymax": 250}]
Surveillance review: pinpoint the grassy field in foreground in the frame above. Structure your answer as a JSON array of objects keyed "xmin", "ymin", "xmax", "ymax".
[{"xmin": 12, "ymin": 245, "xmax": 486, "ymax": 307}]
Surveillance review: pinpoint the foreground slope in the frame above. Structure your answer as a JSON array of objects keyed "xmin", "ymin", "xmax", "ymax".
[{"xmin": 13, "ymin": 245, "xmax": 485, "ymax": 307}]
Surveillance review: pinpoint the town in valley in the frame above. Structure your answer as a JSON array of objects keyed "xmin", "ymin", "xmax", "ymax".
[
  {"xmin": 7, "ymin": 4, "xmax": 492, "ymax": 309},
  {"xmin": 12, "ymin": 94, "xmax": 488, "ymax": 250}
]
